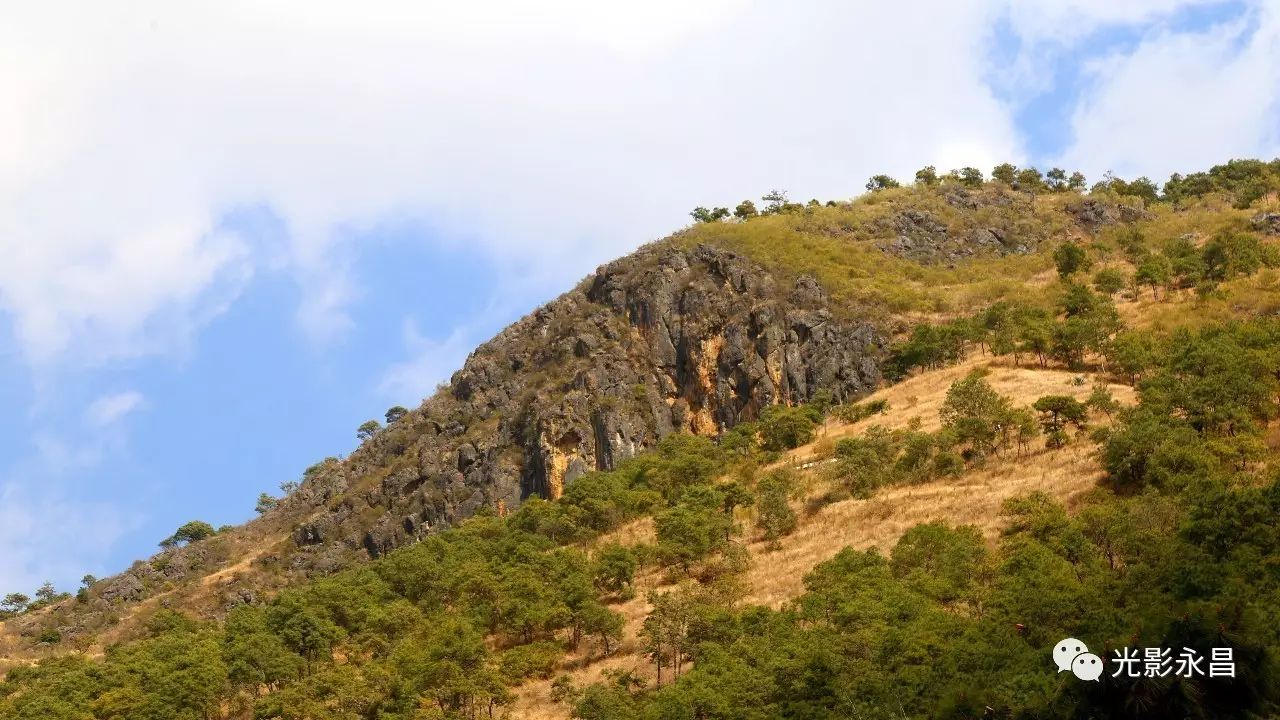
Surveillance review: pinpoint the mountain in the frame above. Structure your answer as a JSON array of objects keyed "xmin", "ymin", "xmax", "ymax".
[{"xmin": 4, "ymin": 160, "xmax": 1280, "ymax": 720}]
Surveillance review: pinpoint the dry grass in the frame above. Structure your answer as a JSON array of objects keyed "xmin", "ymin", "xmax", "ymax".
[
  {"xmin": 507, "ymin": 359, "xmax": 1133, "ymax": 719},
  {"xmin": 742, "ymin": 442, "xmax": 1102, "ymax": 608},
  {"xmin": 790, "ymin": 354, "xmax": 1135, "ymax": 465}
]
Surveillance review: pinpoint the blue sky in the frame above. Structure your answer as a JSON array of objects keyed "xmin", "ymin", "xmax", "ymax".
[{"xmin": 2, "ymin": 0, "xmax": 1278, "ymax": 594}]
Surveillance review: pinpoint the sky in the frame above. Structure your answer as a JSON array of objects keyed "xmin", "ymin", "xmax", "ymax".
[{"xmin": 1, "ymin": 0, "xmax": 1279, "ymax": 594}]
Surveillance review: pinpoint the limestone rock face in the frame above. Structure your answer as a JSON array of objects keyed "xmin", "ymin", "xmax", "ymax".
[{"xmin": 288, "ymin": 243, "xmax": 885, "ymax": 563}]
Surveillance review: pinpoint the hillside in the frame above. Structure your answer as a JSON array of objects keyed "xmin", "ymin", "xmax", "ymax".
[{"xmin": 4, "ymin": 159, "xmax": 1280, "ymax": 720}]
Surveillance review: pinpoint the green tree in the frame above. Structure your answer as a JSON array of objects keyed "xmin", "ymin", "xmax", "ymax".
[
  {"xmin": 1092, "ymin": 267, "xmax": 1127, "ymax": 298},
  {"xmin": 958, "ymin": 167, "xmax": 984, "ymax": 187},
  {"xmin": 641, "ymin": 590, "xmax": 693, "ymax": 686},
  {"xmin": 1107, "ymin": 331, "xmax": 1157, "ymax": 384},
  {"xmin": 655, "ymin": 486, "xmax": 732, "ymax": 570},
  {"xmin": 1053, "ymin": 242, "xmax": 1091, "ymax": 278},
  {"xmin": 890, "ymin": 522, "xmax": 987, "ymax": 605},
  {"xmin": 761, "ymin": 189, "xmax": 790, "ymax": 213},
  {"xmin": 865, "ymin": 174, "xmax": 901, "ymax": 192},
  {"xmin": 755, "ymin": 471, "xmax": 797, "ymax": 547},
  {"xmin": 1202, "ymin": 230, "xmax": 1265, "ymax": 280},
  {"xmin": 160, "ymin": 520, "xmax": 217, "ymax": 549},
  {"xmin": 255, "ymin": 492, "xmax": 279, "ymax": 514},
  {"xmin": 579, "ymin": 602, "xmax": 624, "ymax": 656},
  {"xmin": 939, "ymin": 373, "xmax": 1012, "ymax": 459},
  {"xmin": 591, "ymin": 543, "xmax": 638, "ymax": 596},
  {"xmin": 1135, "ymin": 253, "xmax": 1173, "ymax": 298},
  {"xmin": 34, "ymin": 582, "xmax": 58, "ymax": 604},
  {"xmin": 1032, "ymin": 395, "xmax": 1088, "ymax": 447},
  {"xmin": 1086, "ymin": 385, "xmax": 1121, "ymax": 419},
  {"xmin": 733, "ymin": 200, "xmax": 758, "ymax": 219},
  {"xmin": 914, "ymin": 166, "xmax": 939, "ymax": 186},
  {"xmin": 757, "ymin": 404, "xmax": 820, "ymax": 451},
  {"xmin": 1015, "ymin": 166, "xmax": 1045, "ymax": 193},
  {"xmin": 384, "ymin": 405, "xmax": 409, "ymax": 424},
  {"xmin": 356, "ymin": 419, "xmax": 381, "ymax": 441},
  {"xmin": 1, "ymin": 592, "xmax": 29, "ymax": 614},
  {"xmin": 222, "ymin": 605, "xmax": 304, "ymax": 688},
  {"xmin": 991, "ymin": 162, "xmax": 1018, "ymax": 185}
]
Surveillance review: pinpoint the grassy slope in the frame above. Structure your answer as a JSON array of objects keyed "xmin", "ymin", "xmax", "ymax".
[{"xmin": 508, "ymin": 350, "xmax": 1139, "ymax": 718}]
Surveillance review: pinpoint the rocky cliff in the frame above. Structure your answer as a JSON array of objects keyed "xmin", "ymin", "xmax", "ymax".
[{"xmin": 286, "ymin": 243, "xmax": 883, "ymax": 566}]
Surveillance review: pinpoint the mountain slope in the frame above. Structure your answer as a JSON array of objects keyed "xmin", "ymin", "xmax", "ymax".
[{"xmin": 0, "ymin": 181, "xmax": 1199, "ymax": 649}]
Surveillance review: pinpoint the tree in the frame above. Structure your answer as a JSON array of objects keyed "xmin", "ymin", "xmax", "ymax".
[
  {"xmin": 161, "ymin": 520, "xmax": 217, "ymax": 549},
  {"xmin": 890, "ymin": 522, "xmax": 987, "ymax": 605},
  {"xmin": 1107, "ymin": 331, "xmax": 1157, "ymax": 384},
  {"xmin": 579, "ymin": 602, "xmax": 624, "ymax": 656},
  {"xmin": 1015, "ymin": 166, "xmax": 1045, "ymax": 193},
  {"xmin": 865, "ymin": 174, "xmax": 901, "ymax": 192},
  {"xmin": 940, "ymin": 373, "xmax": 1012, "ymax": 459},
  {"xmin": 384, "ymin": 405, "xmax": 409, "ymax": 424},
  {"xmin": 641, "ymin": 590, "xmax": 693, "ymax": 685},
  {"xmin": 1092, "ymin": 267, "xmax": 1127, "ymax": 298},
  {"xmin": 755, "ymin": 471, "xmax": 797, "ymax": 547},
  {"xmin": 1032, "ymin": 395, "xmax": 1088, "ymax": 448},
  {"xmin": 1046, "ymin": 167, "xmax": 1068, "ymax": 191},
  {"xmin": 1, "ymin": 592, "xmax": 29, "ymax": 614},
  {"xmin": 255, "ymin": 492, "xmax": 280, "ymax": 514},
  {"xmin": 223, "ymin": 605, "xmax": 304, "ymax": 688},
  {"xmin": 1053, "ymin": 242, "xmax": 1091, "ymax": 278},
  {"xmin": 1202, "ymin": 230, "xmax": 1265, "ymax": 280},
  {"xmin": 958, "ymin": 167, "xmax": 984, "ymax": 187},
  {"xmin": 80, "ymin": 574, "xmax": 97, "ymax": 589},
  {"xmin": 733, "ymin": 200, "xmax": 758, "ymax": 219},
  {"xmin": 1068, "ymin": 171, "xmax": 1087, "ymax": 191},
  {"xmin": 592, "ymin": 544, "xmax": 638, "ymax": 596},
  {"xmin": 762, "ymin": 189, "xmax": 790, "ymax": 213},
  {"xmin": 914, "ymin": 166, "xmax": 939, "ymax": 186},
  {"xmin": 1135, "ymin": 253, "xmax": 1173, "ymax": 298},
  {"xmin": 356, "ymin": 419, "xmax": 381, "ymax": 441},
  {"xmin": 992, "ymin": 163, "xmax": 1018, "ymax": 185},
  {"xmin": 1058, "ymin": 282, "xmax": 1100, "ymax": 318},
  {"xmin": 34, "ymin": 582, "xmax": 58, "ymax": 603},
  {"xmin": 1086, "ymin": 385, "xmax": 1120, "ymax": 419},
  {"xmin": 655, "ymin": 486, "xmax": 732, "ymax": 570},
  {"xmin": 757, "ymin": 404, "xmax": 820, "ymax": 451}
]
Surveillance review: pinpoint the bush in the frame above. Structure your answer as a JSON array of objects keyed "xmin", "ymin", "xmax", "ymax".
[{"xmin": 757, "ymin": 405, "xmax": 821, "ymax": 451}]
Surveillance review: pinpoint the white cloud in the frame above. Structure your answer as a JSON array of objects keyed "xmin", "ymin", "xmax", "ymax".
[
  {"xmin": 85, "ymin": 391, "xmax": 145, "ymax": 427},
  {"xmin": 378, "ymin": 318, "xmax": 479, "ymax": 403},
  {"xmin": 1, "ymin": 0, "xmax": 1028, "ymax": 368},
  {"xmin": 1057, "ymin": 1, "xmax": 1280, "ymax": 179},
  {"xmin": 0, "ymin": 479, "xmax": 137, "ymax": 594},
  {"xmin": 1002, "ymin": 0, "xmax": 1228, "ymax": 45}
]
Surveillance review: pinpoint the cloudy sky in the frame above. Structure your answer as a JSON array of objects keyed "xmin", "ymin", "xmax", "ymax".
[{"xmin": 1, "ymin": 0, "xmax": 1278, "ymax": 594}]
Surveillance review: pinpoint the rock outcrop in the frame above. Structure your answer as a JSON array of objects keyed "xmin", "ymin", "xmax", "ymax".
[{"xmin": 288, "ymin": 243, "xmax": 884, "ymax": 563}]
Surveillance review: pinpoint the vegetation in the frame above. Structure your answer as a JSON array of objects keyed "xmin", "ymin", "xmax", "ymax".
[
  {"xmin": 5, "ymin": 157, "xmax": 1280, "ymax": 719},
  {"xmin": 159, "ymin": 520, "xmax": 218, "ymax": 549}
]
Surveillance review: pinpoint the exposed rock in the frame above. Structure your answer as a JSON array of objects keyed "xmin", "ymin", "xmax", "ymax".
[
  {"xmin": 287, "ymin": 244, "xmax": 886, "ymax": 564},
  {"xmin": 1252, "ymin": 212, "xmax": 1280, "ymax": 235},
  {"xmin": 1068, "ymin": 197, "xmax": 1153, "ymax": 228},
  {"xmin": 98, "ymin": 573, "xmax": 145, "ymax": 604}
]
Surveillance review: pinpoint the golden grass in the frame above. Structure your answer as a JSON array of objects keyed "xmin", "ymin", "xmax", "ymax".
[{"xmin": 508, "ymin": 358, "xmax": 1133, "ymax": 719}]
